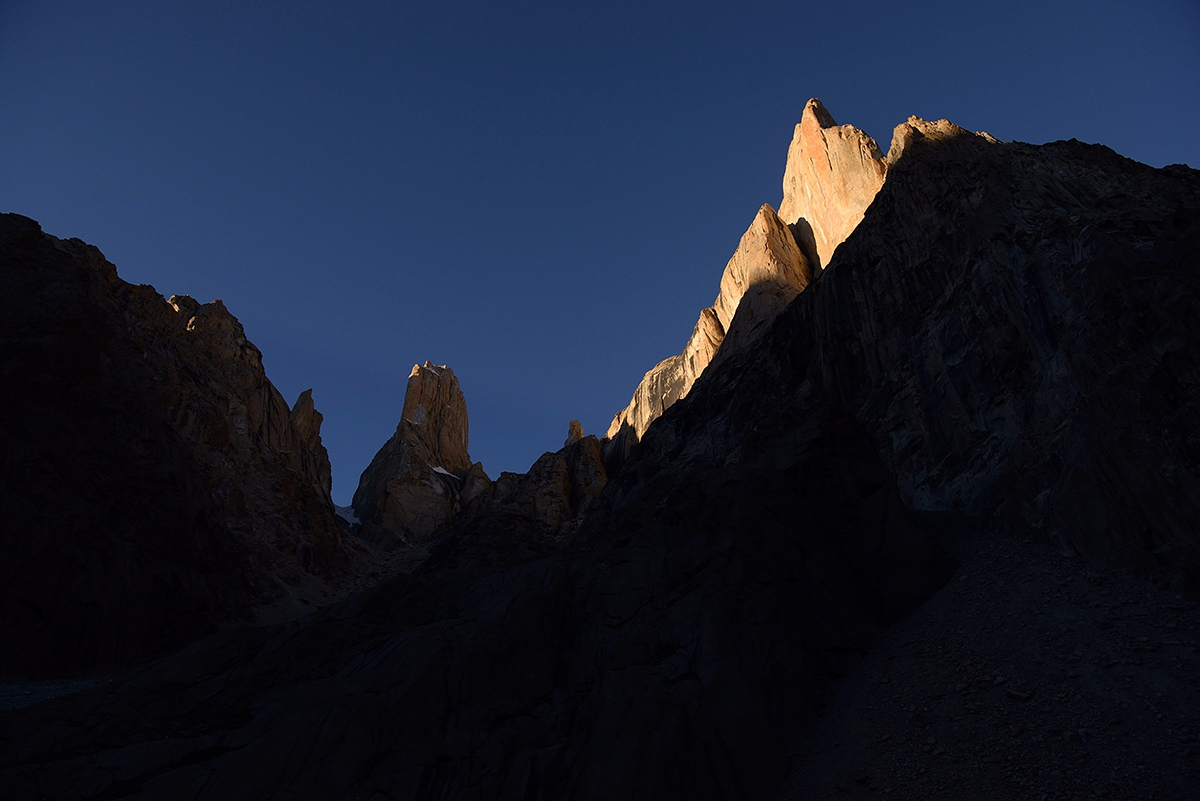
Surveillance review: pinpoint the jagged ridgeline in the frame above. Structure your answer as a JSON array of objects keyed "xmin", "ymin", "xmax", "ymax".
[{"xmin": 0, "ymin": 98, "xmax": 1198, "ymax": 800}]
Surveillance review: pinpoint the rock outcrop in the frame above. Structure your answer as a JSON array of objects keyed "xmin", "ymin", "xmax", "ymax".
[
  {"xmin": 605, "ymin": 203, "xmax": 810, "ymax": 462},
  {"xmin": 469, "ymin": 427, "xmax": 607, "ymax": 541},
  {"xmin": 352, "ymin": 361, "xmax": 482, "ymax": 542},
  {"xmin": 0, "ymin": 215, "xmax": 347, "ymax": 676},
  {"xmin": 885, "ymin": 114, "xmax": 995, "ymax": 164},
  {"xmin": 421, "ymin": 421, "xmax": 609, "ymax": 563},
  {"xmin": 777, "ymin": 97, "xmax": 888, "ymax": 270},
  {"xmin": 565, "ymin": 419, "xmax": 584, "ymax": 447}
]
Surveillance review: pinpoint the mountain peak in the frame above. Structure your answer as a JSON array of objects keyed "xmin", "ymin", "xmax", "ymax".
[
  {"xmin": 779, "ymin": 99, "xmax": 888, "ymax": 270},
  {"xmin": 352, "ymin": 360, "xmax": 474, "ymax": 541},
  {"xmin": 802, "ymin": 96, "xmax": 837, "ymax": 130}
]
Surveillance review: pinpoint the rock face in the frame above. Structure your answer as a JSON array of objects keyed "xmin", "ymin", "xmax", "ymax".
[
  {"xmin": 290, "ymin": 389, "xmax": 333, "ymax": 499},
  {"xmin": 352, "ymin": 361, "xmax": 479, "ymax": 542},
  {"xmin": 0, "ymin": 405, "xmax": 945, "ymax": 801},
  {"xmin": 423, "ymin": 421, "xmax": 609, "ymax": 562},
  {"xmin": 467, "ymin": 432, "xmax": 608, "ymax": 543},
  {"xmin": 711, "ymin": 203, "xmax": 813, "ymax": 353},
  {"xmin": 777, "ymin": 97, "xmax": 888, "ymax": 270},
  {"xmin": 604, "ymin": 308, "xmax": 723, "ymax": 446},
  {"xmin": 607, "ymin": 99, "xmax": 883, "ymax": 457},
  {"xmin": 804, "ymin": 124, "xmax": 1200, "ymax": 593},
  {"xmin": 606, "ymin": 203, "xmax": 810, "ymax": 461},
  {"xmin": 0, "ymin": 215, "xmax": 346, "ymax": 676}
]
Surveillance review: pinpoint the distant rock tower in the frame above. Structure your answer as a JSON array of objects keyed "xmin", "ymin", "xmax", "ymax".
[{"xmin": 352, "ymin": 362, "xmax": 485, "ymax": 542}]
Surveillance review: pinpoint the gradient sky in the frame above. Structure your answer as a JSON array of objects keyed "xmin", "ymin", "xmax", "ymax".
[{"xmin": 2, "ymin": 1, "xmax": 1198, "ymax": 505}]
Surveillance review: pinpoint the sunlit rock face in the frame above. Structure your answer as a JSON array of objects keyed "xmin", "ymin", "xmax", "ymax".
[
  {"xmin": 604, "ymin": 307, "xmax": 724, "ymax": 447},
  {"xmin": 0, "ymin": 215, "xmax": 346, "ymax": 675},
  {"xmin": 606, "ymin": 98, "xmax": 890, "ymax": 459},
  {"xmin": 778, "ymin": 97, "xmax": 888, "ymax": 270},
  {"xmin": 885, "ymin": 114, "xmax": 995, "ymax": 163},
  {"xmin": 711, "ymin": 202, "xmax": 812, "ymax": 356},
  {"xmin": 605, "ymin": 204, "xmax": 810, "ymax": 462},
  {"xmin": 352, "ymin": 361, "xmax": 481, "ymax": 542}
]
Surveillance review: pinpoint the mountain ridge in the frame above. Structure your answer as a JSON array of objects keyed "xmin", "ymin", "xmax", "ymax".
[{"xmin": 0, "ymin": 102, "xmax": 1198, "ymax": 799}]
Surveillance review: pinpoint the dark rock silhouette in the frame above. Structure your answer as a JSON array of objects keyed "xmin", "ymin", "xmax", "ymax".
[
  {"xmin": 820, "ymin": 120, "xmax": 1200, "ymax": 592},
  {"xmin": 0, "ymin": 215, "xmax": 347, "ymax": 676}
]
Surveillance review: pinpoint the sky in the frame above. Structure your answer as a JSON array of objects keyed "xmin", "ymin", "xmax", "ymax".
[{"xmin": 2, "ymin": 0, "xmax": 1198, "ymax": 505}]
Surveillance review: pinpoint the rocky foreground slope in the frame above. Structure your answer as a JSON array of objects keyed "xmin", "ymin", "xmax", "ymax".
[{"xmin": 1, "ymin": 102, "xmax": 1198, "ymax": 799}]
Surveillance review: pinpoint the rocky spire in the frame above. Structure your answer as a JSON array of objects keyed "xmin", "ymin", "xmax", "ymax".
[
  {"xmin": 711, "ymin": 202, "xmax": 812, "ymax": 355},
  {"xmin": 565, "ymin": 419, "xmax": 585, "ymax": 447},
  {"xmin": 352, "ymin": 361, "xmax": 478, "ymax": 542},
  {"xmin": 605, "ymin": 203, "xmax": 810, "ymax": 450},
  {"xmin": 778, "ymin": 98, "xmax": 888, "ymax": 270},
  {"xmin": 291, "ymin": 388, "xmax": 333, "ymax": 499},
  {"xmin": 605, "ymin": 99, "xmax": 887, "ymax": 466}
]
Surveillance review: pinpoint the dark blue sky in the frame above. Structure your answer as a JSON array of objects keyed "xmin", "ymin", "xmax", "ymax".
[{"xmin": 3, "ymin": 1, "xmax": 1198, "ymax": 504}]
